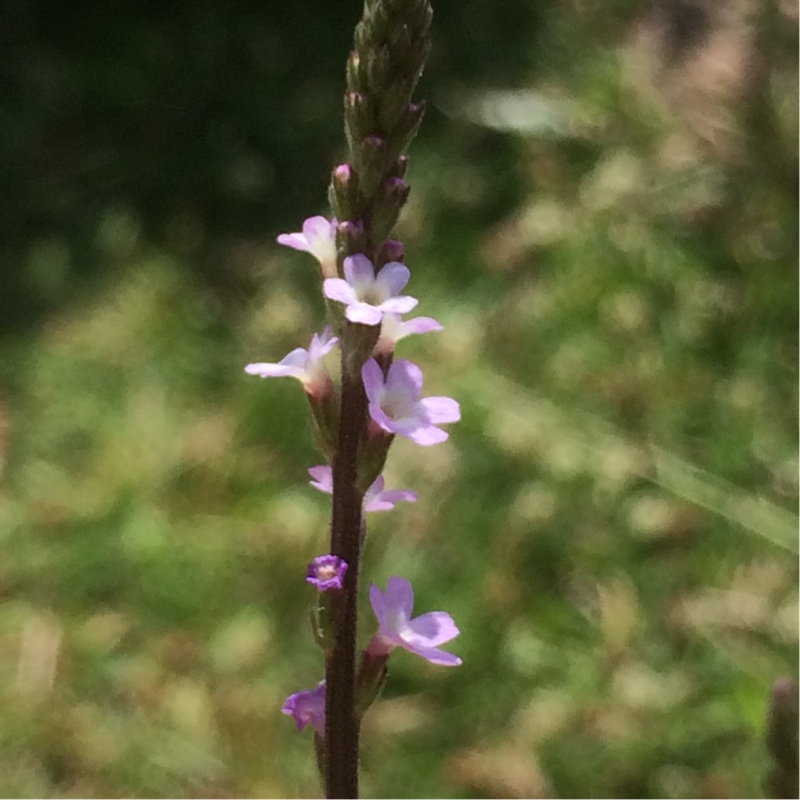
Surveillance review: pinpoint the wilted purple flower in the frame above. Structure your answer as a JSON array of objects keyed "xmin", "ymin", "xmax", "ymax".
[
  {"xmin": 308, "ymin": 465, "xmax": 417, "ymax": 512},
  {"xmin": 362, "ymin": 358, "xmax": 460, "ymax": 446},
  {"xmin": 306, "ymin": 554, "xmax": 349, "ymax": 591},
  {"xmin": 367, "ymin": 577, "xmax": 462, "ymax": 667},
  {"xmin": 375, "ymin": 312, "xmax": 443, "ymax": 356},
  {"xmin": 324, "ymin": 254, "xmax": 417, "ymax": 325},
  {"xmin": 245, "ymin": 326, "xmax": 338, "ymax": 398},
  {"xmin": 282, "ymin": 681, "xmax": 326, "ymax": 735},
  {"xmin": 277, "ymin": 216, "xmax": 338, "ymax": 279}
]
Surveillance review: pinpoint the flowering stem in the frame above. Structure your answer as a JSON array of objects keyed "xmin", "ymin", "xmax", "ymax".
[
  {"xmin": 322, "ymin": 1, "xmax": 433, "ymax": 795},
  {"xmin": 325, "ymin": 362, "xmax": 368, "ymax": 798}
]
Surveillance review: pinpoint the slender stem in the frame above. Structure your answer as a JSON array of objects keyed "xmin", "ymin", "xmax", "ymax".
[{"xmin": 325, "ymin": 359, "xmax": 368, "ymax": 798}]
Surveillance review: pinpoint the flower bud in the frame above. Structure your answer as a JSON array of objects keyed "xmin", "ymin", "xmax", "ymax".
[
  {"xmin": 336, "ymin": 219, "xmax": 367, "ymax": 259},
  {"xmin": 329, "ymin": 163, "xmax": 359, "ymax": 222},
  {"xmin": 375, "ymin": 239, "xmax": 404, "ymax": 268},
  {"xmin": 389, "ymin": 155, "xmax": 409, "ymax": 179},
  {"xmin": 371, "ymin": 177, "xmax": 410, "ymax": 242},
  {"xmin": 386, "ymin": 102, "xmax": 425, "ymax": 165},
  {"xmin": 356, "ymin": 134, "xmax": 387, "ymax": 197}
]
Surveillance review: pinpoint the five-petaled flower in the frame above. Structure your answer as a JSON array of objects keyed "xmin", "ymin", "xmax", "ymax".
[
  {"xmin": 367, "ymin": 576, "xmax": 462, "ymax": 666},
  {"xmin": 306, "ymin": 554, "xmax": 349, "ymax": 591},
  {"xmin": 308, "ymin": 465, "xmax": 417, "ymax": 512},
  {"xmin": 245, "ymin": 326, "xmax": 338, "ymax": 398},
  {"xmin": 277, "ymin": 216, "xmax": 338, "ymax": 279},
  {"xmin": 362, "ymin": 358, "xmax": 460, "ymax": 446},
  {"xmin": 282, "ymin": 681, "xmax": 326, "ymax": 735},
  {"xmin": 324, "ymin": 254, "xmax": 417, "ymax": 325}
]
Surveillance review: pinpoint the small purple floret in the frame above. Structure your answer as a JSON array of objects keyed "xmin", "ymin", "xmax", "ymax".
[
  {"xmin": 362, "ymin": 358, "xmax": 460, "ymax": 446},
  {"xmin": 307, "ymin": 554, "xmax": 349, "ymax": 591},
  {"xmin": 277, "ymin": 216, "xmax": 338, "ymax": 279},
  {"xmin": 308, "ymin": 465, "xmax": 417, "ymax": 512},
  {"xmin": 282, "ymin": 681, "xmax": 326, "ymax": 736},
  {"xmin": 367, "ymin": 577, "xmax": 462, "ymax": 667},
  {"xmin": 245, "ymin": 326, "xmax": 338, "ymax": 397},
  {"xmin": 324, "ymin": 254, "xmax": 417, "ymax": 326}
]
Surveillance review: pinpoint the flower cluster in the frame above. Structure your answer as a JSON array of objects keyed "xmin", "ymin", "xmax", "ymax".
[
  {"xmin": 245, "ymin": 225, "xmax": 461, "ymax": 450},
  {"xmin": 245, "ymin": 214, "xmax": 461, "ymax": 737},
  {"xmin": 246, "ymin": 213, "xmax": 462, "ymax": 739}
]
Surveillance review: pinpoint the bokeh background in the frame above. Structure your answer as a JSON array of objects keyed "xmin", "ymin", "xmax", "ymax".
[{"xmin": 0, "ymin": 0, "xmax": 797, "ymax": 797}]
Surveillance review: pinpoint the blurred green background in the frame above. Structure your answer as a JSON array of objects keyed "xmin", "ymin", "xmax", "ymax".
[{"xmin": 0, "ymin": 0, "xmax": 797, "ymax": 797}]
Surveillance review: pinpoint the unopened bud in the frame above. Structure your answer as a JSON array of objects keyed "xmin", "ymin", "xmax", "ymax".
[
  {"xmin": 375, "ymin": 239, "xmax": 404, "ymax": 268},
  {"xmin": 371, "ymin": 177, "xmax": 410, "ymax": 241},
  {"xmin": 329, "ymin": 163, "xmax": 358, "ymax": 222},
  {"xmin": 356, "ymin": 135, "xmax": 387, "ymax": 196},
  {"xmin": 336, "ymin": 219, "xmax": 367, "ymax": 258}
]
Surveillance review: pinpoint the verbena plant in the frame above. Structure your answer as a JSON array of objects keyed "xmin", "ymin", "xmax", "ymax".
[{"xmin": 244, "ymin": 1, "xmax": 460, "ymax": 796}]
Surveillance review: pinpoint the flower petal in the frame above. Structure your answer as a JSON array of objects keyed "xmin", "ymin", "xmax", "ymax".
[
  {"xmin": 367, "ymin": 403, "xmax": 397, "ymax": 434},
  {"xmin": 404, "ymin": 423, "xmax": 449, "ymax": 446},
  {"xmin": 420, "ymin": 396, "xmax": 461, "ymax": 424},
  {"xmin": 308, "ymin": 465, "xmax": 333, "ymax": 493},
  {"xmin": 398, "ymin": 316, "xmax": 443, "ymax": 336},
  {"xmin": 308, "ymin": 326, "xmax": 339, "ymax": 360},
  {"xmin": 277, "ymin": 232, "xmax": 311, "ymax": 252},
  {"xmin": 378, "ymin": 296, "xmax": 418, "ymax": 315},
  {"xmin": 362, "ymin": 474, "xmax": 386, "ymax": 506},
  {"xmin": 343, "ymin": 253, "xmax": 376, "ymax": 285},
  {"xmin": 404, "ymin": 644, "xmax": 462, "ymax": 667},
  {"xmin": 345, "ymin": 302, "xmax": 383, "ymax": 326},
  {"xmin": 368, "ymin": 583, "xmax": 389, "ymax": 628},
  {"xmin": 245, "ymin": 362, "xmax": 304, "ymax": 380},
  {"xmin": 324, "ymin": 277, "xmax": 358, "ymax": 305},
  {"xmin": 361, "ymin": 359, "xmax": 387, "ymax": 405},
  {"xmin": 374, "ymin": 262, "xmax": 411, "ymax": 295},
  {"xmin": 406, "ymin": 611, "xmax": 460, "ymax": 647},
  {"xmin": 383, "ymin": 576, "xmax": 415, "ymax": 617},
  {"xmin": 375, "ymin": 488, "xmax": 418, "ymax": 505},
  {"xmin": 302, "ymin": 215, "xmax": 334, "ymax": 242},
  {"xmin": 365, "ymin": 489, "xmax": 418, "ymax": 512},
  {"xmin": 387, "ymin": 359, "xmax": 424, "ymax": 399}
]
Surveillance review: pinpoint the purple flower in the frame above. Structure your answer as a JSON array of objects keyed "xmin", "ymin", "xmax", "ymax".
[
  {"xmin": 367, "ymin": 577, "xmax": 462, "ymax": 667},
  {"xmin": 375, "ymin": 312, "xmax": 443, "ymax": 356},
  {"xmin": 323, "ymin": 254, "xmax": 417, "ymax": 325},
  {"xmin": 362, "ymin": 358, "xmax": 460, "ymax": 446},
  {"xmin": 308, "ymin": 465, "xmax": 417, "ymax": 512},
  {"xmin": 245, "ymin": 326, "xmax": 338, "ymax": 397},
  {"xmin": 306, "ymin": 554, "xmax": 348, "ymax": 591},
  {"xmin": 277, "ymin": 216, "xmax": 338, "ymax": 279},
  {"xmin": 364, "ymin": 475, "xmax": 418, "ymax": 511},
  {"xmin": 282, "ymin": 681, "xmax": 326, "ymax": 735}
]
